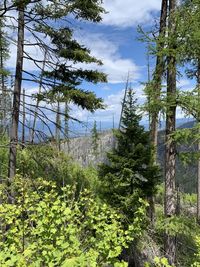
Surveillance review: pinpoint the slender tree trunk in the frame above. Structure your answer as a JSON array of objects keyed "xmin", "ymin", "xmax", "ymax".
[
  {"xmin": 22, "ymin": 88, "xmax": 25, "ymax": 146},
  {"xmin": 150, "ymin": 0, "xmax": 168, "ymax": 162},
  {"xmin": 0, "ymin": 29, "xmax": 6, "ymax": 130},
  {"xmin": 30, "ymin": 51, "xmax": 47, "ymax": 143},
  {"xmin": 55, "ymin": 100, "xmax": 61, "ymax": 151},
  {"xmin": 148, "ymin": 0, "xmax": 168, "ymax": 224},
  {"xmin": 8, "ymin": 8, "xmax": 25, "ymax": 197},
  {"xmin": 197, "ymin": 60, "xmax": 200, "ymax": 224},
  {"xmin": 64, "ymin": 101, "xmax": 70, "ymax": 152},
  {"xmin": 164, "ymin": 0, "xmax": 177, "ymax": 264}
]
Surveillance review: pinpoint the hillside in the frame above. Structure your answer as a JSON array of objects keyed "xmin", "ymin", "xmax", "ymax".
[{"xmin": 62, "ymin": 121, "xmax": 197, "ymax": 193}]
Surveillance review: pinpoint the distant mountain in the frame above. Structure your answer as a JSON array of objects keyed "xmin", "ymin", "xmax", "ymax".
[
  {"xmin": 61, "ymin": 118, "xmax": 198, "ymax": 194},
  {"xmin": 157, "ymin": 119, "xmax": 197, "ymax": 194},
  {"xmin": 177, "ymin": 120, "xmax": 196, "ymax": 129}
]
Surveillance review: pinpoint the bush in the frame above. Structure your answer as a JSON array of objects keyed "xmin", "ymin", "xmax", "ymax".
[
  {"xmin": 17, "ymin": 145, "xmax": 100, "ymax": 195},
  {"xmin": 0, "ymin": 176, "xmax": 147, "ymax": 266}
]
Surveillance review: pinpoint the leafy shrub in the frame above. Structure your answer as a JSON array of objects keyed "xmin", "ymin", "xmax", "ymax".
[
  {"xmin": 0, "ymin": 176, "xmax": 146, "ymax": 266},
  {"xmin": 145, "ymin": 257, "xmax": 173, "ymax": 267},
  {"xmin": 17, "ymin": 145, "xmax": 100, "ymax": 194},
  {"xmin": 0, "ymin": 134, "xmax": 9, "ymax": 179},
  {"xmin": 182, "ymin": 193, "xmax": 197, "ymax": 207},
  {"xmin": 192, "ymin": 236, "xmax": 200, "ymax": 267}
]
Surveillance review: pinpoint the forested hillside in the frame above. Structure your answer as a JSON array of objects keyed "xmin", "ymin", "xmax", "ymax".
[{"xmin": 1, "ymin": 0, "xmax": 200, "ymax": 266}]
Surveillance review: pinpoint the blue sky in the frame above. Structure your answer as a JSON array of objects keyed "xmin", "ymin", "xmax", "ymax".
[
  {"xmin": 6, "ymin": 0, "xmax": 196, "ymax": 135},
  {"xmin": 69, "ymin": 0, "xmax": 194, "ymax": 131},
  {"xmin": 70, "ymin": 0, "xmax": 162, "ymax": 128}
]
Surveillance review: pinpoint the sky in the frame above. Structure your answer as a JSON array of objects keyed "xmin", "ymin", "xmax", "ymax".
[
  {"xmin": 70, "ymin": 0, "xmax": 194, "ymax": 131},
  {"xmin": 6, "ymin": 0, "xmax": 196, "ymax": 136}
]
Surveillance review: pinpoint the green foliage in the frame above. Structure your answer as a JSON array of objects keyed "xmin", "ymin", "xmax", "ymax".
[
  {"xmin": 145, "ymin": 257, "xmax": 173, "ymax": 267},
  {"xmin": 0, "ymin": 18, "xmax": 9, "ymax": 63},
  {"xmin": 155, "ymin": 184, "xmax": 164, "ymax": 206},
  {"xmin": 176, "ymin": 0, "xmax": 200, "ymax": 66},
  {"xmin": 17, "ymin": 145, "xmax": 99, "ymax": 194},
  {"xmin": 156, "ymin": 214, "xmax": 199, "ymax": 237},
  {"xmin": 28, "ymin": 0, "xmax": 107, "ymax": 112},
  {"xmin": 182, "ymin": 193, "xmax": 197, "ymax": 207},
  {"xmin": 192, "ymin": 236, "xmax": 200, "ymax": 267},
  {"xmin": 0, "ymin": 176, "xmax": 145, "ymax": 267},
  {"xmin": 91, "ymin": 120, "xmax": 100, "ymax": 157},
  {"xmin": 0, "ymin": 134, "xmax": 9, "ymax": 178},
  {"xmin": 99, "ymin": 89, "xmax": 160, "ymax": 220}
]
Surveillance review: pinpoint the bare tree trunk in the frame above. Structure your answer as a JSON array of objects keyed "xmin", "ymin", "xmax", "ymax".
[
  {"xmin": 30, "ymin": 51, "xmax": 47, "ymax": 143},
  {"xmin": 0, "ymin": 29, "xmax": 6, "ymax": 130},
  {"xmin": 148, "ymin": 0, "xmax": 168, "ymax": 224},
  {"xmin": 8, "ymin": 8, "xmax": 24, "ymax": 198},
  {"xmin": 55, "ymin": 100, "xmax": 61, "ymax": 151},
  {"xmin": 64, "ymin": 101, "xmax": 70, "ymax": 153},
  {"xmin": 164, "ymin": 0, "xmax": 177, "ymax": 264},
  {"xmin": 197, "ymin": 60, "xmax": 200, "ymax": 224},
  {"xmin": 22, "ymin": 88, "xmax": 25, "ymax": 146}
]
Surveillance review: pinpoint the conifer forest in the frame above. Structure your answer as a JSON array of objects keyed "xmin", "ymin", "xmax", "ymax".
[{"xmin": 1, "ymin": 0, "xmax": 200, "ymax": 266}]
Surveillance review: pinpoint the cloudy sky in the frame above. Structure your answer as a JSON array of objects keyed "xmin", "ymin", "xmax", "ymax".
[
  {"xmin": 71, "ymin": 0, "xmax": 161, "ymax": 128},
  {"xmin": 70, "ymin": 0, "xmax": 193, "ymax": 130},
  {"xmin": 7, "ymin": 0, "xmax": 195, "ymax": 134}
]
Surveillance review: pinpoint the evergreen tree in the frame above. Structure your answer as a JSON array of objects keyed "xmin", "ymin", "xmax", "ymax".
[
  {"xmin": 99, "ymin": 89, "xmax": 160, "ymax": 220},
  {"xmin": 91, "ymin": 120, "xmax": 99, "ymax": 158},
  {"xmin": 0, "ymin": 18, "xmax": 10, "ymax": 133},
  {"xmin": 0, "ymin": 0, "xmax": 107, "ymax": 185}
]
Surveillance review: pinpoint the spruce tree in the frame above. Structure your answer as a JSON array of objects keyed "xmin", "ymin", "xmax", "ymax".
[
  {"xmin": 1, "ymin": 0, "xmax": 107, "ymax": 185},
  {"xmin": 0, "ymin": 18, "xmax": 9, "ymax": 133},
  {"xmin": 99, "ymin": 89, "xmax": 160, "ymax": 220},
  {"xmin": 91, "ymin": 120, "xmax": 99, "ymax": 158}
]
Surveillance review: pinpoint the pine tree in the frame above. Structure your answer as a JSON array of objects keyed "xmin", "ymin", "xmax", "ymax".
[
  {"xmin": 91, "ymin": 120, "xmax": 99, "ymax": 158},
  {"xmin": 1, "ymin": 0, "xmax": 107, "ymax": 186},
  {"xmin": 0, "ymin": 18, "xmax": 9, "ymax": 133},
  {"xmin": 99, "ymin": 89, "xmax": 160, "ymax": 220}
]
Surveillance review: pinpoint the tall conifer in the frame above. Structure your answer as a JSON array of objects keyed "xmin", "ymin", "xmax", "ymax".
[{"xmin": 99, "ymin": 89, "xmax": 160, "ymax": 220}]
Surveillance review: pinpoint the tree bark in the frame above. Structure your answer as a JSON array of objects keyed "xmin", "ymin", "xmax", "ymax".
[
  {"xmin": 164, "ymin": 0, "xmax": 177, "ymax": 264},
  {"xmin": 64, "ymin": 101, "xmax": 70, "ymax": 153},
  {"xmin": 148, "ymin": 0, "xmax": 168, "ymax": 224},
  {"xmin": 8, "ymin": 7, "xmax": 25, "ymax": 198},
  {"xmin": 30, "ymin": 50, "xmax": 47, "ymax": 143},
  {"xmin": 0, "ymin": 27, "xmax": 6, "ymax": 130},
  {"xmin": 55, "ymin": 99, "xmax": 61, "ymax": 151},
  {"xmin": 22, "ymin": 88, "xmax": 25, "ymax": 146},
  {"xmin": 150, "ymin": 0, "xmax": 168, "ymax": 161},
  {"xmin": 197, "ymin": 60, "xmax": 200, "ymax": 224}
]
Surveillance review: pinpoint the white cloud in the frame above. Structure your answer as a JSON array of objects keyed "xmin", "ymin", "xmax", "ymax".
[
  {"xmin": 71, "ymin": 85, "xmax": 145, "ymax": 123},
  {"xmin": 177, "ymin": 79, "xmax": 192, "ymax": 89},
  {"xmin": 6, "ymin": 43, "xmax": 45, "ymax": 72},
  {"xmin": 102, "ymin": 0, "xmax": 161, "ymax": 27},
  {"xmin": 77, "ymin": 34, "xmax": 141, "ymax": 83}
]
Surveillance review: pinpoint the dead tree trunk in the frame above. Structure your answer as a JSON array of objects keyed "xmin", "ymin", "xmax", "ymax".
[
  {"xmin": 30, "ymin": 51, "xmax": 47, "ymax": 143},
  {"xmin": 64, "ymin": 101, "xmax": 70, "ymax": 152},
  {"xmin": 55, "ymin": 100, "xmax": 61, "ymax": 151},
  {"xmin": 197, "ymin": 60, "xmax": 200, "ymax": 224},
  {"xmin": 0, "ymin": 27, "xmax": 6, "ymax": 130},
  {"xmin": 22, "ymin": 88, "xmax": 25, "ymax": 146},
  {"xmin": 164, "ymin": 0, "xmax": 177, "ymax": 264},
  {"xmin": 8, "ymin": 8, "xmax": 25, "ymax": 196}
]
